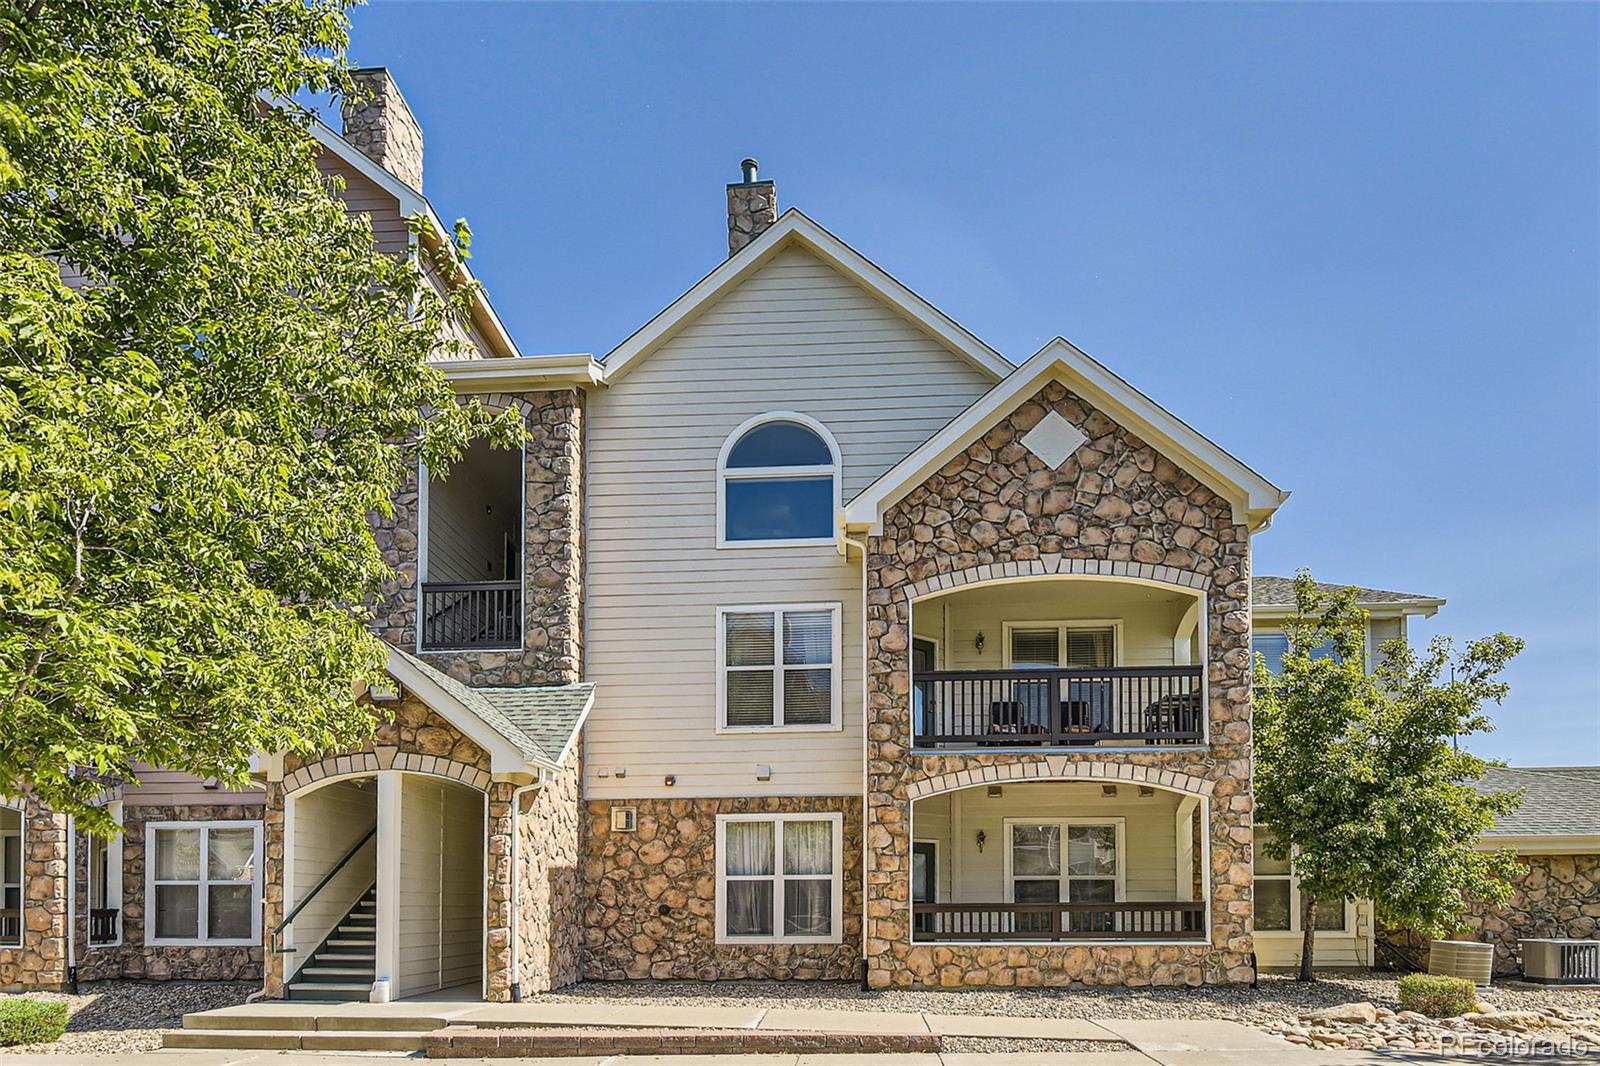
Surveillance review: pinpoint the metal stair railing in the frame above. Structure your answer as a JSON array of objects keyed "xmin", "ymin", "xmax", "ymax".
[{"xmin": 270, "ymin": 825, "xmax": 375, "ymax": 955}]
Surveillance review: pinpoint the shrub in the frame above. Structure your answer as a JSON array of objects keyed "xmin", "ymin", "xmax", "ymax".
[
  {"xmin": 1399, "ymin": 973, "xmax": 1479, "ymax": 1018},
  {"xmin": 0, "ymin": 998, "xmax": 68, "ymax": 1046}
]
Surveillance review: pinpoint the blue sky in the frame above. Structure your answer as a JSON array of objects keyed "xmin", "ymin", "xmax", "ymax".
[{"xmin": 334, "ymin": 2, "xmax": 1598, "ymax": 766}]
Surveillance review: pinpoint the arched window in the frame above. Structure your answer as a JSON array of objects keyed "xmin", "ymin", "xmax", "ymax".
[{"xmin": 718, "ymin": 413, "xmax": 839, "ymax": 546}]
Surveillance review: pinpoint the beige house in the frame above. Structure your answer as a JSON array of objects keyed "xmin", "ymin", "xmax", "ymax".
[{"xmin": 5, "ymin": 70, "xmax": 1587, "ymax": 1000}]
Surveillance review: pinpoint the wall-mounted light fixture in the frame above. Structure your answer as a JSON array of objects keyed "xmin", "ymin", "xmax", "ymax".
[
  {"xmin": 663, "ymin": 774, "xmax": 676, "ymax": 787},
  {"xmin": 975, "ymin": 829, "xmax": 987, "ymax": 853},
  {"xmin": 974, "ymin": 632, "xmax": 986, "ymax": 654},
  {"xmin": 987, "ymin": 785, "xmax": 1003, "ymax": 798},
  {"xmin": 1101, "ymin": 784, "xmax": 1118, "ymax": 797},
  {"xmin": 1138, "ymin": 785, "xmax": 1155, "ymax": 797}
]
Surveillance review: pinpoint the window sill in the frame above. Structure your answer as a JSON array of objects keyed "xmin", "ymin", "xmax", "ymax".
[
  {"xmin": 715, "ymin": 935, "xmax": 843, "ymax": 946},
  {"xmin": 716, "ymin": 538, "xmax": 840, "ymax": 550},
  {"xmin": 717, "ymin": 723, "xmax": 844, "ymax": 735},
  {"xmin": 147, "ymin": 938, "xmax": 259, "ymax": 948}
]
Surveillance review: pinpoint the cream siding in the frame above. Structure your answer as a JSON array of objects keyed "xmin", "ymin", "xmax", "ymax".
[
  {"xmin": 1255, "ymin": 902, "xmax": 1376, "ymax": 969},
  {"xmin": 397, "ymin": 775, "xmax": 482, "ymax": 997},
  {"xmin": 122, "ymin": 763, "xmax": 265, "ymax": 807},
  {"xmin": 317, "ymin": 154, "xmax": 410, "ymax": 254},
  {"xmin": 288, "ymin": 779, "xmax": 375, "ymax": 977},
  {"xmin": 911, "ymin": 782, "xmax": 1187, "ymax": 903},
  {"xmin": 584, "ymin": 244, "xmax": 998, "ymax": 798}
]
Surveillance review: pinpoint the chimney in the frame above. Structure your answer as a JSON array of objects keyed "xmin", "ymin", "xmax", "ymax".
[
  {"xmin": 340, "ymin": 67, "xmax": 424, "ymax": 192},
  {"xmin": 726, "ymin": 158, "xmax": 777, "ymax": 256}
]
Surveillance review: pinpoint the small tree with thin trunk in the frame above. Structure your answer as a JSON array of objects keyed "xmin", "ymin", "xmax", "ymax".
[{"xmin": 1253, "ymin": 571, "xmax": 1522, "ymax": 980}]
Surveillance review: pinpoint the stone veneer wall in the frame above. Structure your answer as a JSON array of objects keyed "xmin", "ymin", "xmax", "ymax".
[
  {"xmin": 81, "ymin": 802, "xmax": 267, "ymax": 982},
  {"xmin": 1380, "ymin": 853, "xmax": 1600, "ymax": 975},
  {"xmin": 263, "ymin": 693, "xmax": 494, "ymax": 999},
  {"xmin": 0, "ymin": 794, "xmax": 69, "ymax": 992},
  {"xmin": 864, "ymin": 380, "xmax": 1255, "ymax": 988},
  {"xmin": 583, "ymin": 797, "xmax": 863, "ymax": 981},
  {"xmin": 726, "ymin": 178, "xmax": 778, "ymax": 256},
  {"xmin": 371, "ymin": 388, "xmax": 584, "ymax": 687},
  {"xmin": 485, "ymin": 747, "xmax": 582, "ymax": 1000}
]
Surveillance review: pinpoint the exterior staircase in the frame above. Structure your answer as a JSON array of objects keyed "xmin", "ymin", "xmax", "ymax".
[{"xmin": 287, "ymin": 883, "xmax": 376, "ymax": 1002}]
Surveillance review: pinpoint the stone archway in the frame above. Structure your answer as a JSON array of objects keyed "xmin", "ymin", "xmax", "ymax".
[{"xmin": 908, "ymin": 760, "xmax": 1216, "ymax": 801}]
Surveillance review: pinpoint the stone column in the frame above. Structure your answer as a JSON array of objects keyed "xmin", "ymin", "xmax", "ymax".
[{"xmin": 727, "ymin": 159, "xmax": 777, "ymax": 256}]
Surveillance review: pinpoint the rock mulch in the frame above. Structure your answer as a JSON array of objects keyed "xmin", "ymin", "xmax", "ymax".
[
  {"xmin": 1269, "ymin": 1000, "xmax": 1600, "ymax": 1055},
  {"xmin": 543, "ymin": 970, "xmax": 1600, "ymax": 1045},
  {"xmin": 0, "ymin": 980, "xmax": 254, "ymax": 1056}
]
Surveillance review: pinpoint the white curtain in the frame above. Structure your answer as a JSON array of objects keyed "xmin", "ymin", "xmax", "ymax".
[
  {"xmin": 781, "ymin": 820, "xmax": 832, "ymax": 936},
  {"xmin": 724, "ymin": 821, "xmax": 775, "ymax": 937}
]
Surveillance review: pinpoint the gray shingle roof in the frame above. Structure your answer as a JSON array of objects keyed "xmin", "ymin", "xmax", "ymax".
[
  {"xmin": 1253, "ymin": 576, "xmax": 1443, "ymax": 608},
  {"xmin": 389, "ymin": 646, "xmax": 592, "ymax": 767},
  {"xmin": 1476, "ymin": 766, "xmax": 1600, "ymax": 839}
]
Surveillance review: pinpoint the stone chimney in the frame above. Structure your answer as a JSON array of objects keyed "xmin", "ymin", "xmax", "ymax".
[
  {"xmin": 340, "ymin": 67, "xmax": 424, "ymax": 192},
  {"xmin": 726, "ymin": 158, "xmax": 777, "ymax": 256}
]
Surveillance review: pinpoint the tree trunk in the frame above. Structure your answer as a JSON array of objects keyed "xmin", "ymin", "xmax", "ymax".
[{"xmin": 1298, "ymin": 892, "xmax": 1317, "ymax": 981}]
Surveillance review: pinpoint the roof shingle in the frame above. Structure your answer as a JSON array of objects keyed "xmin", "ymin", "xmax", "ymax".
[
  {"xmin": 1476, "ymin": 766, "xmax": 1600, "ymax": 839},
  {"xmin": 1253, "ymin": 576, "xmax": 1442, "ymax": 608}
]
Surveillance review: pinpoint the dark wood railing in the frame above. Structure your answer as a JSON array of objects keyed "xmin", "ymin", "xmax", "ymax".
[
  {"xmin": 913, "ymin": 901, "xmax": 1206, "ymax": 942},
  {"xmin": 89, "ymin": 908, "xmax": 119, "ymax": 945},
  {"xmin": 0, "ymin": 909, "xmax": 17, "ymax": 945},
  {"xmin": 420, "ymin": 581, "xmax": 521, "ymax": 651},
  {"xmin": 912, "ymin": 665, "xmax": 1204, "ymax": 748}
]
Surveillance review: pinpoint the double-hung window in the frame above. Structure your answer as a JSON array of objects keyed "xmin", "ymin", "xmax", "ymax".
[
  {"xmin": 147, "ymin": 821, "xmax": 262, "ymax": 946},
  {"xmin": 1254, "ymin": 826, "xmax": 1348, "ymax": 933},
  {"xmin": 716, "ymin": 813, "xmax": 843, "ymax": 944},
  {"xmin": 718, "ymin": 604, "xmax": 841, "ymax": 731},
  {"xmin": 0, "ymin": 805, "xmax": 21, "ymax": 948}
]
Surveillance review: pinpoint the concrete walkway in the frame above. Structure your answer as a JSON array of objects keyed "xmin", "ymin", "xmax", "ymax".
[{"xmin": 137, "ymin": 999, "xmax": 1582, "ymax": 1064}]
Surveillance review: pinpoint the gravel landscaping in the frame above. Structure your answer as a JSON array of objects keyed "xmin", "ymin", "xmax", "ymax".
[
  {"xmin": 0, "ymin": 980, "xmax": 254, "ymax": 1056},
  {"xmin": 545, "ymin": 970, "xmax": 1600, "ymax": 1035}
]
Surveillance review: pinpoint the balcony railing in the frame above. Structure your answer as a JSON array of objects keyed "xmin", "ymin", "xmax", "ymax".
[
  {"xmin": 912, "ymin": 901, "xmax": 1206, "ymax": 942},
  {"xmin": 420, "ymin": 580, "xmax": 522, "ymax": 651},
  {"xmin": 912, "ymin": 665, "xmax": 1204, "ymax": 748},
  {"xmin": 89, "ymin": 908, "xmax": 119, "ymax": 945}
]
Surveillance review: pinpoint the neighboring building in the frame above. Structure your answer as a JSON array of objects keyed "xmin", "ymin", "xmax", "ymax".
[{"xmin": 3, "ymin": 71, "xmax": 1584, "ymax": 999}]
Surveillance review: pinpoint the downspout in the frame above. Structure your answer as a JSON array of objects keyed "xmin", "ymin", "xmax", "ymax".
[
  {"xmin": 841, "ymin": 531, "xmax": 870, "ymax": 991},
  {"xmin": 507, "ymin": 771, "xmax": 543, "ymax": 1002},
  {"xmin": 65, "ymin": 816, "xmax": 76, "ymax": 993}
]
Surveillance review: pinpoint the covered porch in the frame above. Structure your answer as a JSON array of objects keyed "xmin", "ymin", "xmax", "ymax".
[
  {"xmin": 911, "ymin": 574, "xmax": 1206, "ymax": 749},
  {"xmin": 909, "ymin": 780, "xmax": 1207, "ymax": 944}
]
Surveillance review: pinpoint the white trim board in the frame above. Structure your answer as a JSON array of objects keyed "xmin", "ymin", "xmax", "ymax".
[
  {"xmin": 846, "ymin": 337, "xmax": 1289, "ymax": 532},
  {"xmin": 600, "ymin": 210, "xmax": 1015, "ymax": 385},
  {"xmin": 382, "ymin": 644, "xmax": 554, "ymax": 775}
]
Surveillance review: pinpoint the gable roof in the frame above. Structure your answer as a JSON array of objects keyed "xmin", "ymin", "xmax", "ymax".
[
  {"xmin": 1476, "ymin": 766, "xmax": 1600, "ymax": 851},
  {"xmin": 384, "ymin": 644, "xmax": 593, "ymax": 773},
  {"xmin": 307, "ymin": 118, "xmax": 524, "ymax": 361},
  {"xmin": 600, "ymin": 209, "xmax": 1015, "ymax": 384},
  {"xmin": 845, "ymin": 337, "xmax": 1290, "ymax": 532},
  {"xmin": 1253, "ymin": 576, "xmax": 1446, "ymax": 617}
]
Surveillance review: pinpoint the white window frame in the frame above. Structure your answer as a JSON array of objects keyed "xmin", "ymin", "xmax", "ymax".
[
  {"xmin": 716, "ymin": 412, "xmax": 841, "ymax": 549},
  {"xmin": 1001, "ymin": 817, "xmax": 1127, "ymax": 904},
  {"xmin": 1001, "ymin": 620, "xmax": 1123, "ymax": 668},
  {"xmin": 145, "ymin": 820, "xmax": 263, "ymax": 947},
  {"xmin": 715, "ymin": 603, "xmax": 843, "ymax": 733},
  {"xmin": 714, "ymin": 812, "xmax": 844, "ymax": 945},
  {"xmin": 1252, "ymin": 826, "xmax": 1352, "ymax": 936},
  {"xmin": 0, "ymin": 803, "xmax": 22, "ymax": 948}
]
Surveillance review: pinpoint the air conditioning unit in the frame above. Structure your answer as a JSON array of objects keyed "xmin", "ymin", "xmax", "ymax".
[
  {"xmin": 610, "ymin": 807, "xmax": 637, "ymax": 833},
  {"xmin": 1429, "ymin": 939, "xmax": 1495, "ymax": 986},
  {"xmin": 1521, "ymin": 939, "xmax": 1600, "ymax": 985}
]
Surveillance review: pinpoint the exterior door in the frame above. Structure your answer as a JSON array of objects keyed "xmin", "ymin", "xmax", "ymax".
[
  {"xmin": 911, "ymin": 638, "xmax": 937, "ymax": 740},
  {"xmin": 912, "ymin": 841, "xmax": 937, "ymax": 936}
]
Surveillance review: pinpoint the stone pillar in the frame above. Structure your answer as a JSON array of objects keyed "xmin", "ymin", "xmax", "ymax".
[
  {"xmin": 341, "ymin": 67, "xmax": 424, "ymax": 191},
  {"xmin": 727, "ymin": 158, "xmax": 777, "ymax": 256}
]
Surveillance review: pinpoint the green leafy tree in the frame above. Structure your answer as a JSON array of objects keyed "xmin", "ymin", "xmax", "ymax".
[
  {"xmin": 1254, "ymin": 571, "xmax": 1522, "ymax": 980},
  {"xmin": 0, "ymin": 0, "xmax": 517, "ymax": 831}
]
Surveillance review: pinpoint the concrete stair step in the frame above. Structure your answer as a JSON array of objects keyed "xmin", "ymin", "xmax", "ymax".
[
  {"xmin": 297, "ymin": 965, "xmax": 374, "ymax": 978},
  {"xmin": 164, "ymin": 1028, "xmax": 425, "ymax": 1052},
  {"xmin": 285, "ymin": 981, "xmax": 371, "ymax": 1002},
  {"xmin": 182, "ymin": 1011, "xmax": 444, "ymax": 1032},
  {"xmin": 423, "ymin": 1025, "xmax": 941, "ymax": 1058}
]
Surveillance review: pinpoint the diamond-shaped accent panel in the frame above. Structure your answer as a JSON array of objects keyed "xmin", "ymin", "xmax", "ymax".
[{"xmin": 1019, "ymin": 411, "xmax": 1088, "ymax": 469}]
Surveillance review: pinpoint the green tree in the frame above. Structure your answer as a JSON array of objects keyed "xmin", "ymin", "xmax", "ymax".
[
  {"xmin": 0, "ymin": 0, "xmax": 517, "ymax": 831},
  {"xmin": 1254, "ymin": 571, "xmax": 1522, "ymax": 980}
]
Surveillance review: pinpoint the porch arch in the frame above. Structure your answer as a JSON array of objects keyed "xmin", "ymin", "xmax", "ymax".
[
  {"xmin": 283, "ymin": 747, "xmax": 491, "ymax": 796},
  {"xmin": 906, "ymin": 557, "xmax": 1212, "ymax": 604},
  {"xmin": 907, "ymin": 760, "xmax": 1215, "ymax": 800}
]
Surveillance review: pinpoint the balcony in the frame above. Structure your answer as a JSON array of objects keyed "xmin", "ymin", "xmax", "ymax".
[
  {"xmin": 421, "ymin": 437, "xmax": 523, "ymax": 653},
  {"xmin": 913, "ymin": 665, "xmax": 1203, "ymax": 748},
  {"xmin": 421, "ymin": 581, "xmax": 522, "ymax": 651},
  {"xmin": 909, "ymin": 575, "xmax": 1207, "ymax": 750},
  {"xmin": 914, "ymin": 901, "xmax": 1206, "ymax": 942},
  {"xmin": 910, "ymin": 779, "xmax": 1207, "ymax": 945},
  {"xmin": 89, "ymin": 907, "xmax": 119, "ymax": 945}
]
